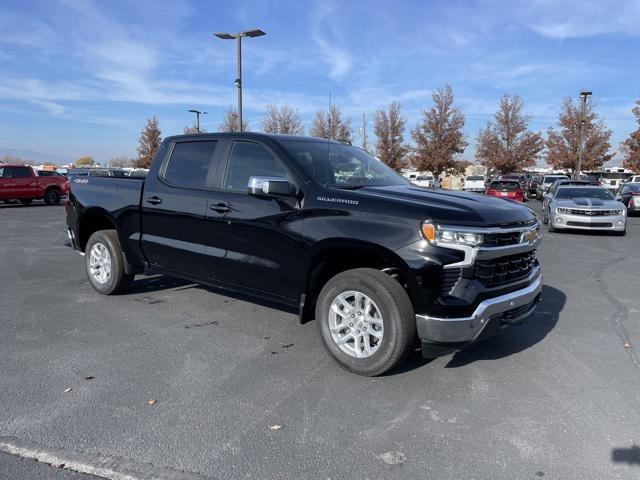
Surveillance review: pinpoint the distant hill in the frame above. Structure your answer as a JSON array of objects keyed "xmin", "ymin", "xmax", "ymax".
[{"xmin": 0, "ymin": 147, "xmax": 71, "ymax": 165}]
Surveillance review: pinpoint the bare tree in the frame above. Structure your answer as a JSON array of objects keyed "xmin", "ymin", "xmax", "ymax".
[
  {"xmin": 411, "ymin": 85, "xmax": 467, "ymax": 176},
  {"xmin": 133, "ymin": 116, "xmax": 162, "ymax": 169},
  {"xmin": 309, "ymin": 105, "xmax": 352, "ymax": 141},
  {"xmin": 1, "ymin": 155, "xmax": 33, "ymax": 165},
  {"xmin": 546, "ymin": 97, "xmax": 613, "ymax": 173},
  {"xmin": 261, "ymin": 104, "xmax": 304, "ymax": 135},
  {"xmin": 476, "ymin": 93, "xmax": 544, "ymax": 174},
  {"xmin": 219, "ymin": 106, "xmax": 249, "ymax": 132},
  {"xmin": 622, "ymin": 97, "xmax": 640, "ymax": 173},
  {"xmin": 373, "ymin": 102, "xmax": 410, "ymax": 170},
  {"xmin": 108, "ymin": 156, "xmax": 132, "ymax": 168}
]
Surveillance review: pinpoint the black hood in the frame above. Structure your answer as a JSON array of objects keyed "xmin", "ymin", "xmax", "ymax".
[{"xmin": 353, "ymin": 185, "xmax": 536, "ymax": 227}]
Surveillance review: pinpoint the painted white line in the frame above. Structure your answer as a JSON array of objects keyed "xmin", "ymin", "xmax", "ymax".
[{"xmin": 0, "ymin": 436, "xmax": 208, "ymax": 480}]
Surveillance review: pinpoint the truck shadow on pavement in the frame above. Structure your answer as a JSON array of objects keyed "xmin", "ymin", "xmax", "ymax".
[
  {"xmin": 443, "ymin": 285, "xmax": 565, "ymax": 368},
  {"xmin": 611, "ymin": 445, "xmax": 640, "ymax": 466}
]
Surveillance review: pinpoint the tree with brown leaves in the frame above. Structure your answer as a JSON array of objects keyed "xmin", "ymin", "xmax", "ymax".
[
  {"xmin": 546, "ymin": 97, "xmax": 613, "ymax": 174},
  {"xmin": 133, "ymin": 116, "xmax": 162, "ymax": 168},
  {"xmin": 219, "ymin": 106, "xmax": 249, "ymax": 132},
  {"xmin": 75, "ymin": 156, "xmax": 94, "ymax": 167},
  {"xmin": 309, "ymin": 105, "xmax": 352, "ymax": 142},
  {"xmin": 411, "ymin": 85, "xmax": 467, "ymax": 176},
  {"xmin": 373, "ymin": 101, "xmax": 410, "ymax": 170},
  {"xmin": 183, "ymin": 124, "xmax": 207, "ymax": 134},
  {"xmin": 621, "ymin": 98, "xmax": 640, "ymax": 173},
  {"xmin": 476, "ymin": 94, "xmax": 544, "ymax": 174},
  {"xmin": 261, "ymin": 104, "xmax": 304, "ymax": 135}
]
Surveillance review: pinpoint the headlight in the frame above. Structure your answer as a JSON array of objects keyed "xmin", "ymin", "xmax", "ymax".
[
  {"xmin": 421, "ymin": 221, "xmax": 483, "ymax": 246},
  {"xmin": 556, "ymin": 207, "xmax": 569, "ymax": 214},
  {"xmin": 615, "ymin": 209, "xmax": 625, "ymax": 215}
]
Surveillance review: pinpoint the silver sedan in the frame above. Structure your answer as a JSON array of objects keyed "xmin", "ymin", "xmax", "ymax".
[{"xmin": 542, "ymin": 185, "xmax": 627, "ymax": 235}]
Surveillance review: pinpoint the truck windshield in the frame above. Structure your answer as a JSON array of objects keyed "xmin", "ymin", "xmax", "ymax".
[{"xmin": 282, "ymin": 140, "xmax": 408, "ymax": 188}]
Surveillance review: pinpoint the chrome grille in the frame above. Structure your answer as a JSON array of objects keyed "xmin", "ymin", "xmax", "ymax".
[{"xmin": 563, "ymin": 209, "xmax": 617, "ymax": 216}]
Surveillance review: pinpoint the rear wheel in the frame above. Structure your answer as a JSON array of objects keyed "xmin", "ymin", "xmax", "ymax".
[
  {"xmin": 316, "ymin": 268, "xmax": 415, "ymax": 376},
  {"xmin": 85, "ymin": 230, "xmax": 132, "ymax": 295},
  {"xmin": 44, "ymin": 188, "xmax": 61, "ymax": 206}
]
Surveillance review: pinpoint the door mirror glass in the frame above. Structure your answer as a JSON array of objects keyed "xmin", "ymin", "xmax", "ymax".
[{"xmin": 248, "ymin": 176, "xmax": 293, "ymax": 197}]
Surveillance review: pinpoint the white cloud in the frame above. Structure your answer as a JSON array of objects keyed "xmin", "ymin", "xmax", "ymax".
[{"xmin": 310, "ymin": 0, "xmax": 352, "ymax": 81}]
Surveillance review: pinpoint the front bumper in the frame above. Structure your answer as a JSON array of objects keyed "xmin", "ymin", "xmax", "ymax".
[
  {"xmin": 416, "ymin": 274, "xmax": 543, "ymax": 357},
  {"xmin": 551, "ymin": 213, "xmax": 626, "ymax": 231}
]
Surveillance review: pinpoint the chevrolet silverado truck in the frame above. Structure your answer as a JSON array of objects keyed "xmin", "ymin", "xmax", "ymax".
[
  {"xmin": 65, "ymin": 133, "xmax": 543, "ymax": 376},
  {"xmin": 0, "ymin": 164, "xmax": 69, "ymax": 205}
]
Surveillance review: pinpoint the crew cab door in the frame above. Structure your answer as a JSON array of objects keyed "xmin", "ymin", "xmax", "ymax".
[
  {"xmin": 140, "ymin": 139, "xmax": 221, "ymax": 277},
  {"xmin": 205, "ymin": 139, "xmax": 303, "ymax": 301},
  {"xmin": 0, "ymin": 166, "xmax": 36, "ymax": 199}
]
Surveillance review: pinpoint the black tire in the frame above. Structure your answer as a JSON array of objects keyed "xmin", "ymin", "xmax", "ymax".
[
  {"xmin": 19, "ymin": 199, "xmax": 33, "ymax": 205},
  {"xmin": 85, "ymin": 230, "xmax": 132, "ymax": 295},
  {"xmin": 316, "ymin": 268, "xmax": 416, "ymax": 376},
  {"xmin": 44, "ymin": 188, "xmax": 61, "ymax": 206},
  {"xmin": 547, "ymin": 217, "xmax": 555, "ymax": 232},
  {"xmin": 542, "ymin": 209, "xmax": 548, "ymax": 224}
]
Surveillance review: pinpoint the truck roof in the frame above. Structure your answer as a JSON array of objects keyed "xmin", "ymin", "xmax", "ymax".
[
  {"xmin": 162, "ymin": 132, "xmax": 348, "ymax": 144},
  {"xmin": 0, "ymin": 164, "xmax": 29, "ymax": 167}
]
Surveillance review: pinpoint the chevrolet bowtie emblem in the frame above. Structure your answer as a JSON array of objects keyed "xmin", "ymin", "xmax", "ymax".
[{"xmin": 521, "ymin": 229, "xmax": 537, "ymax": 243}]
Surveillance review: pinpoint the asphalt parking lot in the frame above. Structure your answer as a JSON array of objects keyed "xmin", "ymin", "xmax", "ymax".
[{"xmin": 1, "ymin": 199, "xmax": 639, "ymax": 479}]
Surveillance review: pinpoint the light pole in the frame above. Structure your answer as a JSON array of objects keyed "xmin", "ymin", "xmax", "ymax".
[
  {"xmin": 576, "ymin": 90, "xmax": 592, "ymax": 179},
  {"xmin": 188, "ymin": 109, "xmax": 207, "ymax": 133},
  {"xmin": 213, "ymin": 29, "xmax": 266, "ymax": 132}
]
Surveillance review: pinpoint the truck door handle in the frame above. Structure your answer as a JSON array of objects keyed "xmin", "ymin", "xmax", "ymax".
[
  {"xmin": 146, "ymin": 196, "xmax": 162, "ymax": 205},
  {"xmin": 210, "ymin": 203, "xmax": 230, "ymax": 213}
]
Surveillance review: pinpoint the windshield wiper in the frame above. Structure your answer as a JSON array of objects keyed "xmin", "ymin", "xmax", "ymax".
[{"xmin": 330, "ymin": 184, "xmax": 366, "ymax": 190}]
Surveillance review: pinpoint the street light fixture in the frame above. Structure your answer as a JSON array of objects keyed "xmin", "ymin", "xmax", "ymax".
[
  {"xmin": 576, "ymin": 90, "xmax": 592, "ymax": 179},
  {"xmin": 213, "ymin": 29, "xmax": 266, "ymax": 132},
  {"xmin": 187, "ymin": 109, "xmax": 207, "ymax": 133}
]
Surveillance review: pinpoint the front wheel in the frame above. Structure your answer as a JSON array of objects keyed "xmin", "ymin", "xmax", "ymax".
[
  {"xmin": 316, "ymin": 268, "xmax": 416, "ymax": 376},
  {"xmin": 85, "ymin": 230, "xmax": 132, "ymax": 295},
  {"xmin": 44, "ymin": 188, "xmax": 61, "ymax": 206}
]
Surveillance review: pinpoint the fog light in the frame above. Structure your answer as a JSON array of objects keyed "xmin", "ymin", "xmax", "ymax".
[
  {"xmin": 555, "ymin": 217, "xmax": 562, "ymax": 223},
  {"xmin": 618, "ymin": 220, "xmax": 624, "ymax": 226}
]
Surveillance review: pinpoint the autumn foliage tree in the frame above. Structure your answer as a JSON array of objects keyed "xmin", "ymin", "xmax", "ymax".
[
  {"xmin": 261, "ymin": 104, "xmax": 304, "ymax": 135},
  {"xmin": 134, "ymin": 116, "xmax": 162, "ymax": 168},
  {"xmin": 476, "ymin": 94, "xmax": 544, "ymax": 174},
  {"xmin": 411, "ymin": 85, "xmax": 467, "ymax": 176},
  {"xmin": 621, "ymin": 98, "xmax": 640, "ymax": 173},
  {"xmin": 75, "ymin": 156, "xmax": 94, "ymax": 167},
  {"xmin": 219, "ymin": 107, "xmax": 249, "ymax": 132},
  {"xmin": 184, "ymin": 124, "xmax": 207, "ymax": 134},
  {"xmin": 373, "ymin": 101, "xmax": 410, "ymax": 170},
  {"xmin": 309, "ymin": 105, "xmax": 352, "ymax": 142},
  {"xmin": 546, "ymin": 97, "xmax": 613, "ymax": 174}
]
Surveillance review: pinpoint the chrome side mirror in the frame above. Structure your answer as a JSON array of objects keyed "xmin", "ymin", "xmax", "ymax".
[{"xmin": 247, "ymin": 176, "xmax": 293, "ymax": 197}]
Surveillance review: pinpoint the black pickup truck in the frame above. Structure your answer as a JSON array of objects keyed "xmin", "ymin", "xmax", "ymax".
[{"xmin": 66, "ymin": 133, "xmax": 543, "ymax": 376}]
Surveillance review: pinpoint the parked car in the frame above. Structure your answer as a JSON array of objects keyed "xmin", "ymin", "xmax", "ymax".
[
  {"xmin": 66, "ymin": 133, "xmax": 543, "ymax": 376},
  {"xmin": 536, "ymin": 174, "xmax": 569, "ymax": 200},
  {"xmin": 524, "ymin": 174, "xmax": 542, "ymax": 197},
  {"xmin": 542, "ymin": 185, "xmax": 626, "ymax": 234},
  {"xmin": 0, "ymin": 164, "xmax": 69, "ymax": 205},
  {"xmin": 486, "ymin": 180, "xmax": 525, "ymax": 202},
  {"xmin": 615, "ymin": 182, "xmax": 640, "ymax": 215},
  {"xmin": 624, "ymin": 175, "xmax": 640, "ymax": 184},
  {"xmin": 411, "ymin": 174, "xmax": 437, "ymax": 188},
  {"xmin": 462, "ymin": 175, "xmax": 486, "ymax": 192},
  {"xmin": 545, "ymin": 179, "xmax": 593, "ymax": 199}
]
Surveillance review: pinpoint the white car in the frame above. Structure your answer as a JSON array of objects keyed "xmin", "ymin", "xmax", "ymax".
[
  {"xmin": 410, "ymin": 174, "xmax": 436, "ymax": 188},
  {"xmin": 462, "ymin": 175, "xmax": 486, "ymax": 192}
]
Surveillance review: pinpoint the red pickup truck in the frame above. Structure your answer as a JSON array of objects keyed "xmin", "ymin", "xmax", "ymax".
[{"xmin": 0, "ymin": 164, "xmax": 69, "ymax": 205}]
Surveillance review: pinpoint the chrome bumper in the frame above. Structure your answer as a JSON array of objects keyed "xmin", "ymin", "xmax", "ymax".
[
  {"xmin": 551, "ymin": 213, "xmax": 626, "ymax": 231},
  {"xmin": 415, "ymin": 275, "xmax": 543, "ymax": 343}
]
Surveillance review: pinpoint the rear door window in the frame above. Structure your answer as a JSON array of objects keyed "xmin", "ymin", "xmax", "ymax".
[
  {"xmin": 163, "ymin": 141, "xmax": 219, "ymax": 189},
  {"xmin": 12, "ymin": 167, "xmax": 31, "ymax": 178}
]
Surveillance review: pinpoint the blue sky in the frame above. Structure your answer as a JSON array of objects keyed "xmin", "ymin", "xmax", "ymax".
[{"xmin": 0, "ymin": 0, "xmax": 639, "ymax": 164}]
